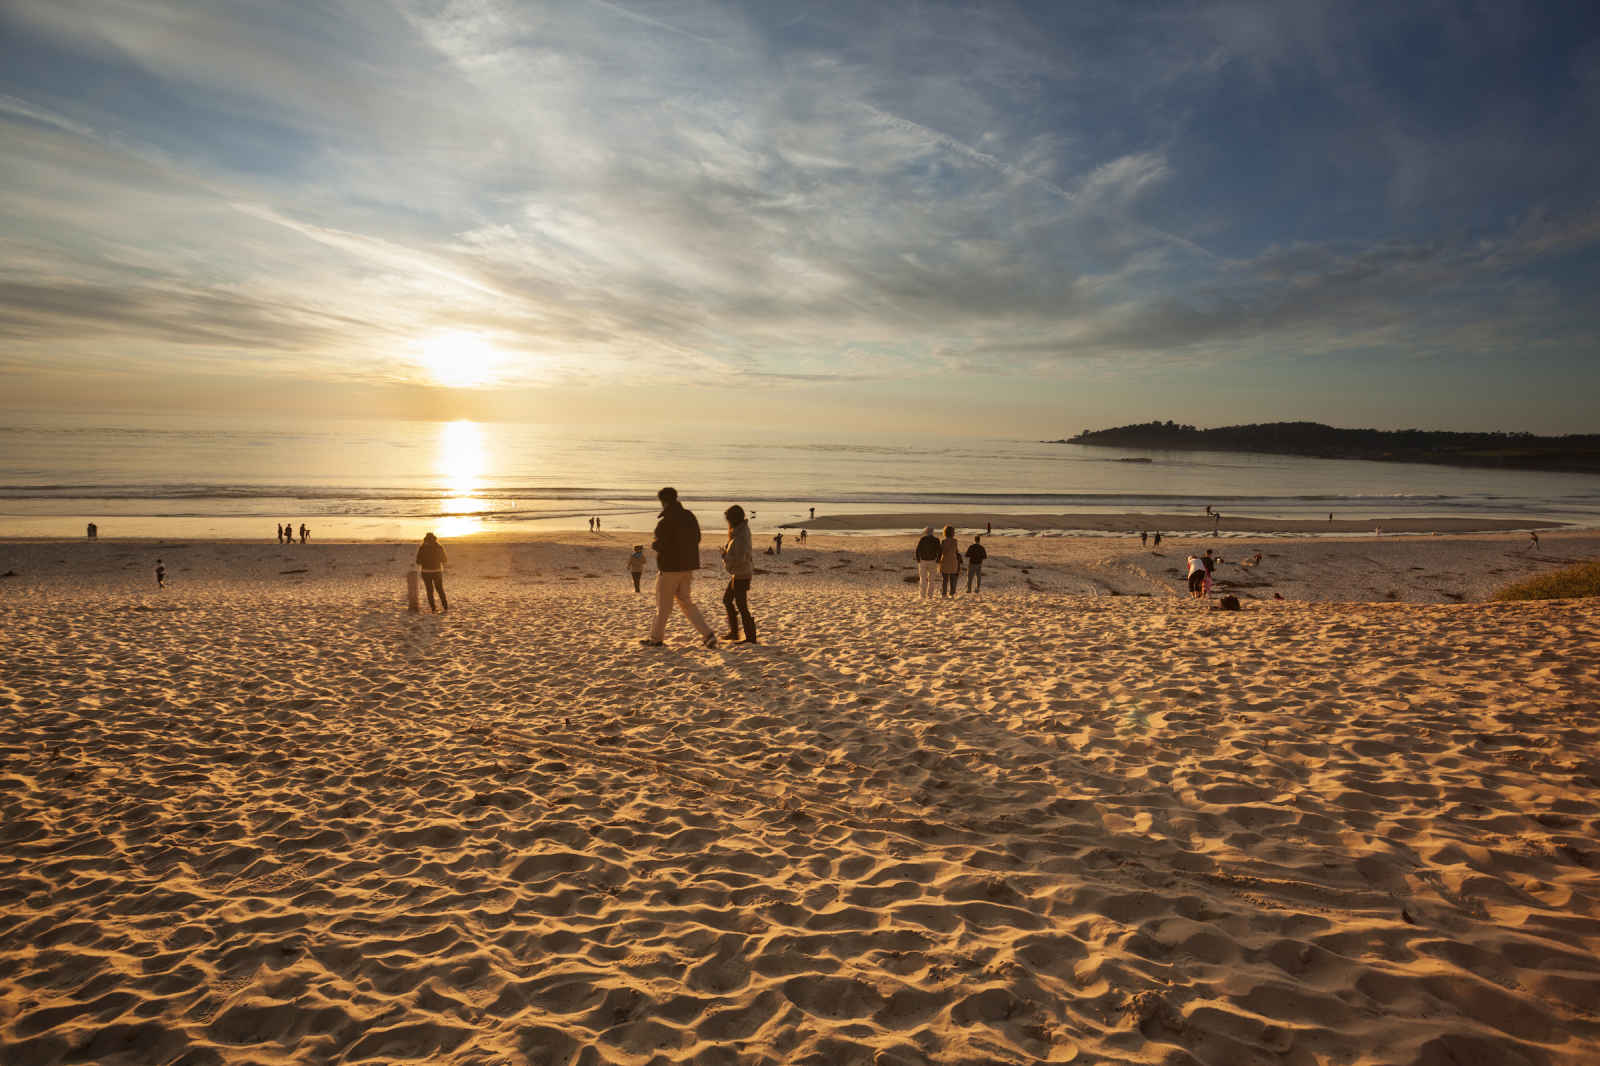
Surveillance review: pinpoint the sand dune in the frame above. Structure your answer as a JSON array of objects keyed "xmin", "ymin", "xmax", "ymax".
[{"xmin": 2, "ymin": 533, "xmax": 1598, "ymax": 1064}]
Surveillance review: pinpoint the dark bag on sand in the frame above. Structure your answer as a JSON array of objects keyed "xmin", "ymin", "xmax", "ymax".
[{"xmin": 1218, "ymin": 595, "xmax": 1241, "ymax": 611}]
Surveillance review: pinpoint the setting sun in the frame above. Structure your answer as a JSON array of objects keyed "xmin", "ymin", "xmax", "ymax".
[{"xmin": 419, "ymin": 332, "xmax": 498, "ymax": 389}]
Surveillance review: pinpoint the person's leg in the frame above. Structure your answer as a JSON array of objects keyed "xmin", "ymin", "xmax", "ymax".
[
  {"xmin": 722, "ymin": 579, "xmax": 741, "ymax": 638},
  {"xmin": 649, "ymin": 572, "xmax": 675, "ymax": 642},
  {"xmin": 733, "ymin": 577, "xmax": 756, "ymax": 641},
  {"xmin": 632, "ymin": 571, "xmax": 641, "ymax": 592},
  {"xmin": 435, "ymin": 575, "xmax": 448, "ymax": 611},
  {"xmin": 672, "ymin": 572, "xmax": 714, "ymax": 638},
  {"xmin": 422, "ymin": 573, "xmax": 438, "ymax": 610}
]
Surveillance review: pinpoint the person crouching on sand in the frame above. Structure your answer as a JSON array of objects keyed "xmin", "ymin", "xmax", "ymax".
[
  {"xmin": 642, "ymin": 487, "xmax": 717, "ymax": 648},
  {"xmin": 1185, "ymin": 553, "xmax": 1208, "ymax": 599},
  {"xmin": 416, "ymin": 532, "xmax": 448, "ymax": 612},
  {"xmin": 720, "ymin": 505, "xmax": 757, "ymax": 644},
  {"xmin": 939, "ymin": 525, "xmax": 962, "ymax": 597},
  {"xmin": 627, "ymin": 545, "xmax": 646, "ymax": 591},
  {"xmin": 914, "ymin": 527, "xmax": 941, "ymax": 599}
]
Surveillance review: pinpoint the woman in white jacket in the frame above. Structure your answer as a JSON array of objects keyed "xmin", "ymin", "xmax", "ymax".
[{"xmin": 720, "ymin": 505, "xmax": 758, "ymax": 644}]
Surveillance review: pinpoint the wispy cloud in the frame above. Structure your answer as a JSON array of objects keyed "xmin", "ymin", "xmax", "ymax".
[{"xmin": 1, "ymin": 1, "xmax": 1597, "ymax": 429}]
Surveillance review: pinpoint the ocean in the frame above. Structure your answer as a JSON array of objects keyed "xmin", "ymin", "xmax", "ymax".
[{"xmin": 3, "ymin": 412, "xmax": 1598, "ymax": 539}]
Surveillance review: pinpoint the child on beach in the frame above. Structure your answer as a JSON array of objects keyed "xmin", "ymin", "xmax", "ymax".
[
  {"xmin": 154, "ymin": 559, "xmax": 166, "ymax": 589},
  {"xmin": 627, "ymin": 545, "xmax": 646, "ymax": 592}
]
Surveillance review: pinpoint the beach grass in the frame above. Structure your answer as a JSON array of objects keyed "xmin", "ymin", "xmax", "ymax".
[{"xmin": 1492, "ymin": 559, "xmax": 1600, "ymax": 601}]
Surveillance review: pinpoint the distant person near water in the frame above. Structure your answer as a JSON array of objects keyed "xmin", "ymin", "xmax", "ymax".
[
  {"xmin": 914, "ymin": 527, "xmax": 941, "ymax": 599},
  {"xmin": 627, "ymin": 545, "xmax": 646, "ymax": 591},
  {"xmin": 642, "ymin": 487, "xmax": 716, "ymax": 648},
  {"xmin": 965, "ymin": 535, "xmax": 987, "ymax": 593},
  {"xmin": 986, "ymin": 521, "xmax": 992, "ymax": 535},
  {"xmin": 809, "ymin": 506, "xmax": 815, "ymax": 519},
  {"xmin": 720, "ymin": 505, "xmax": 757, "ymax": 644},
  {"xmin": 276, "ymin": 523, "xmax": 283, "ymax": 544},
  {"xmin": 1527, "ymin": 530, "xmax": 1540, "ymax": 551},
  {"xmin": 299, "ymin": 523, "xmax": 309, "ymax": 544},
  {"xmin": 588, "ymin": 517, "xmax": 595, "ymax": 533},
  {"xmin": 799, "ymin": 529, "xmax": 807, "ymax": 544},
  {"xmin": 595, "ymin": 516, "xmax": 602, "ymax": 531},
  {"xmin": 1140, "ymin": 530, "xmax": 1147, "ymax": 547},
  {"xmin": 86, "ymin": 522, "xmax": 97, "ymax": 539},
  {"xmin": 154, "ymin": 559, "xmax": 166, "ymax": 589},
  {"xmin": 772, "ymin": 532, "xmax": 783, "ymax": 555},
  {"xmin": 416, "ymin": 532, "xmax": 448, "ymax": 612},
  {"xmin": 939, "ymin": 525, "xmax": 962, "ymax": 597},
  {"xmin": 1153, "ymin": 531, "xmax": 1162, "ymax": 547}
]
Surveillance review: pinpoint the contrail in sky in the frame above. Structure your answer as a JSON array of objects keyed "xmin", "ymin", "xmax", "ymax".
[{"xmin": 856, "ymin": 102, "xmax": 1219, "ymax": 262}]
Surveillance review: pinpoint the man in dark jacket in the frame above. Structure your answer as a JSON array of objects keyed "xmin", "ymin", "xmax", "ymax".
[
  {"xmin": 643, "ymin": 487, "xmax": 717, "ymax": 647},
  {"xmin": 914, "ymin": 526, "xmax": 941, "ymax": 600},
  {"xmin": 965, "ymin": 535, "xmax": 988, "ymax": 593}
]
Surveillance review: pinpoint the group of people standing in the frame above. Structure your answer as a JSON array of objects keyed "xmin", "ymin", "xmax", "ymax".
[
  {"xmin": 914, "ymin": 526, "xmax": 987, "ymax": 598},
  {"xmin": 277, "ymin": 523, "xmax": 309, "ymax": 544}
]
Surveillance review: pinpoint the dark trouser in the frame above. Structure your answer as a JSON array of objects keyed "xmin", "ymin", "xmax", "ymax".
[
  {"xmin": 723, "ymin": 577, "xmax": 756, "ymax": 640},
  {"xmin": 422, "ymin": 572, "xmax": 447, "ymax": 611},
  {"xmin": 967, "ymin": 564, "xmax": 981, "ymax": 592},
  {"xmin": 942, "ymin": 572, "xmax": 958, "ymax": 596},
  {"xmin": 630, "ymin": 571, "xmax": 641, "ymax": 592}
]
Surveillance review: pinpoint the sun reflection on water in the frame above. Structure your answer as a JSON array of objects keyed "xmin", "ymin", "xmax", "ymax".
[{"xmin": 435, "ymin": 420, "xmax": 487, "ymax": 537}]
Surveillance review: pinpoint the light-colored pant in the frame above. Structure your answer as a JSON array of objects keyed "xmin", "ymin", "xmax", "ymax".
[
  {"xmin": 918, "ymin": 560, "xmax": 939, "ymax": 599},
  {"xmin": 650, "ymin": 570, "xmax": 713, "ymax": 642}
]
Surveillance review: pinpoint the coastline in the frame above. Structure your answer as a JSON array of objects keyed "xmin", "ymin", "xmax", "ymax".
[{"xmin": 781, "ymin": 511, "xmax": 1566, "ymax": 534}]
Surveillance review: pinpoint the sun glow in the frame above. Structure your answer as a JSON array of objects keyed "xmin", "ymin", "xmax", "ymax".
[
  {"xmin": 419, "ymin": 331, "xmax": 499, "ymax": 389},
  {"xmin": 435, "ymin": 419, "xmax": 488, "ymax": 537}
]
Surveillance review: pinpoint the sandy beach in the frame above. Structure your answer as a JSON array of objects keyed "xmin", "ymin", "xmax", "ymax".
[{"xmin": 3, "ymin": 531, "xmax": 1598, "ymax": 1065}]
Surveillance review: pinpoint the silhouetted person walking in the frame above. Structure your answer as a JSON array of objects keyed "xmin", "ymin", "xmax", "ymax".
[
  {"xmin": 1140, "ymin": 530, "xmax": 1148, "ymax": 547},
  {"xmin": 299, "ymin": 523, "xmax": 308, "ymax": 545},
  {"xmin": 154, "ymin": 559, "xmax": 166, "ymax": 589},
  {"xmin": 276, "ymin": 523, "xmax": 283, "ymax": 544},
  {"xmin": 642, "ymin": 487, "xmax": 716, "ymax": 648},
  {"xmin": 416, "ymin": 532, "xmax": 448, "ymax": 612},
  {"xmin": 87, "ymin": 522, "xmax": 97, "ymax": 540},
  {"xmin": 720, "ymin": 505, "xmax": 757, "ymax": 644}
]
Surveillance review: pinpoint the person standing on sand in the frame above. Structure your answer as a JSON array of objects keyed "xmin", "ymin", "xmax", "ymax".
[
  {"xmin": 1528, "ymin": 531, "xmax": 1540, "ymax": 551},
  {"xmin": 87, "ymin": 522, "xmax": 97, "ymax": 540},
  {"xmin": 809, "ymin": 506, "xmax": 815, "ymax": 520},
  {"xmin": 720, "ymin": 505, "xmax": 758, "ymax": 644},
  {"xmin": 773, "ymin": 532, "xmax": 783, "ymax": 556},
  {"xmin": 986, "ymin": 521, "xmax": 992, "ymax": 535},
  {"xmin": 154, "ymin": 559, "xmax": 166, "ymax": 589},
  {"xmin": 914, "ymin": 527, "xmax": 941, "ymax": 599},
  {"xmin": 299, "ymin": 523, "xmax": 308, "ymax": 544},
  {"xmin": 965, "ymin": 534, "xmax": 987, "ymax": 593},
  {"xmin": 276, "ymin": 523, "xmax": 283, "ymax": 544},
  {"xmin": 1153, "ymin": 531, "xmax": 1162, "ymax": 547},
  {"xmin": 939, "ymin": 525, "xmax": 962, "ymax": 598},
  {"xmin": 642, "ymin": 487, "xmax": 716, "ymax": 648},
  {"xmin": 627, "ymin": 545, "xmax": 646, "ymax": 591},
  {"xmin": 416, "ymin": 532, "xmax": 448, "ymax": 612}
]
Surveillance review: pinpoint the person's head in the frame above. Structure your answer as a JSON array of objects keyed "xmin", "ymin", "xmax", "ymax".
[
  {"xmin": 974, "ymin": 535, "xmax": 982, "ymax": 543},
  {"xmin": 922, "ymin": 526, "xmax": 934, "ymax": 537},
  {"xmin": 943, "ymin": 525, "xmax": 955, "ymax": 538},
  {"xmin": 724, "ymin": 504, "xmax": 745, "ymax": 526},
  {"xmin": 657, "ymin": 486, "xmax": 678, "ymax": 506},
  {"xmin": 633, "ymin": 544, "xmax": 644, "ymax": 552},
  {"xmin": 1204, "ymin": 548, "xmax": 1213, "ymax": 557},
  {"xmin": 423, "ymin": 532, "xmax": 437, "ymax": 543}
]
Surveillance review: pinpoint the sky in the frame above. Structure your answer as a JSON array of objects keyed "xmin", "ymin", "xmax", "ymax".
[{"xmin": 1, "ymin": 0, "xmax": 1598, "ymax": 435}]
